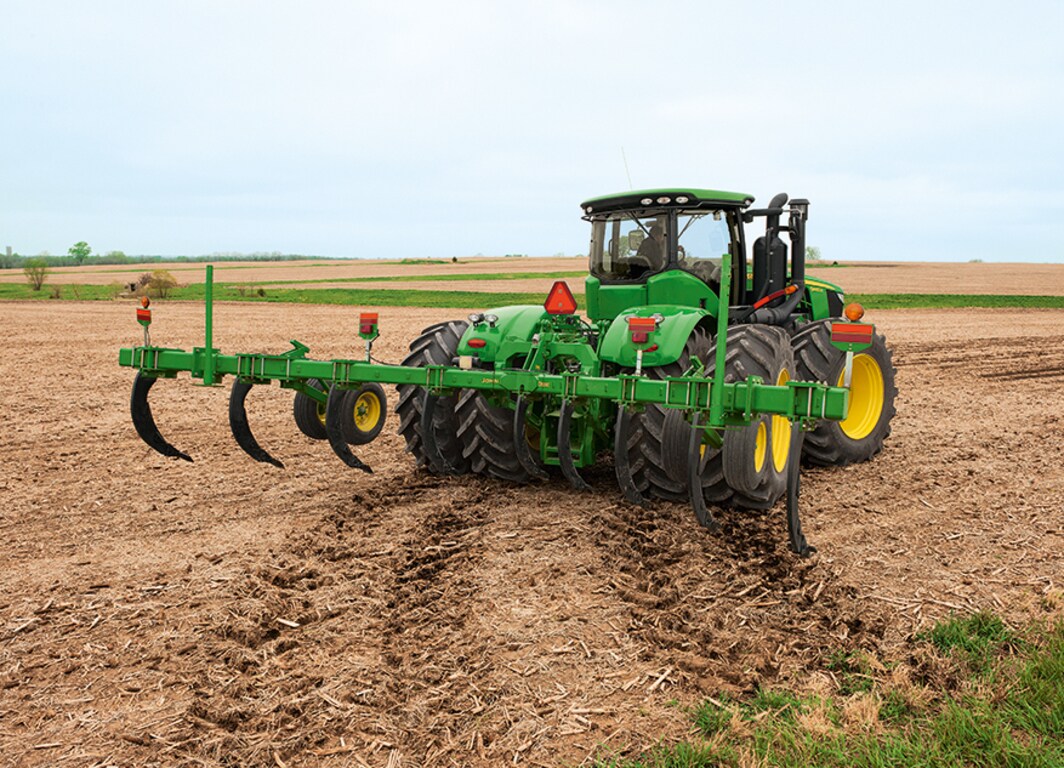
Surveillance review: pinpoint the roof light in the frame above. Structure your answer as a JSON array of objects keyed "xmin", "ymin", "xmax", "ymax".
[
  {"xmin": 544, "ymin": 281, "xmax": 578, "ymax": 315},
  {"xmin": 585, "ymin": 206, "xmax": 593, "ymax": 213},
  {"xmin": 656, "ymin": 196, "xmax": 671, "ymax": 204},
  {"xmin": 640, "ymin": 197, "xmax": 653, "ymax": 205},
  {"xmin": 844, "ymin": 302, "xmax": 865, "ymax": 321},
  {"xmin": 676, "ymin": 195, "xmax": 689, "ymax": 204}
]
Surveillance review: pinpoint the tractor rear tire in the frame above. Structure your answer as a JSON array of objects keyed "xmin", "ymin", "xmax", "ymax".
[
  {"xmin": 714, "ymin": 325, "xmax": 795, "ymax": 510},
  {"xmin": 455, "ymin": 378, "xmax": 542, "ymax": 484},
  {"xmin": 293, "ymin": 378, "xmax": 329, "ymax": 440},
  {"xmin": 628, "ymin": 327, "xmax": 731, "ymax": 502},
  {"xmin": 396, "ymin": 320, "xmax": 472, "ymax": 474},
  {"xmin": 792, "ymin": 319, "xmax": 897, "ymax": 466}
]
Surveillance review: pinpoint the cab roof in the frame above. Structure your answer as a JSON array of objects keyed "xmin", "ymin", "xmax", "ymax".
[{"xmin": 580, "ymin": 188, "xmax": 755, "ymax": 215}]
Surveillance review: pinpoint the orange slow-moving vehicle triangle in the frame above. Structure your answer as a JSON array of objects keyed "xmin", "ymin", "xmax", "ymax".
[{"xmin": 544, "ymin": 281, "xmax": 577, "ymax": 315}]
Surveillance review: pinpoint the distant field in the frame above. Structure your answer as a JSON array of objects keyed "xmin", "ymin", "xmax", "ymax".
[
  {"xmin": 3, "ymin": 281, "xmax": 1063, "ymax": 310},
  {"xmin": 2, "ymin": 257, "xmax": 1063, "ymax": 297}
]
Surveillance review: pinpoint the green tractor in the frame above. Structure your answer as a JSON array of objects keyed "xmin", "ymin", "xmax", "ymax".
[
  {"xmin": 119, "ymin": 187, "xmax": 896, "ymax": 551},
  {"xmin": 394, "ymin": 188, "xmax": 896, "ymax": 508}
]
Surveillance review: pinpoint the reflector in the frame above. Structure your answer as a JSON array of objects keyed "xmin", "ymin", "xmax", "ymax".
[
  {"xmin": 627, "ymin": 317, "xmax": 657, "ymax": 332},
  {"xmin": 831, "ymin": 322, "xmax": 874, "ymax": 345},
  {"xmin": 544, "ymin": 281, "xmax": 578, "ymax": 315}
]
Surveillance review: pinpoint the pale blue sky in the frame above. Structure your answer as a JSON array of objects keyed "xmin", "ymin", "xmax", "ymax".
[{"xmin": 2, "ymin": 1, "xmax": 1062, "ymax": 262}]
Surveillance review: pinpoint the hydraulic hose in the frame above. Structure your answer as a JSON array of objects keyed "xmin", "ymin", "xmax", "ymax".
[{"xmin": 744, "ymin": 280, "xmax": 805, "ymax": 325}]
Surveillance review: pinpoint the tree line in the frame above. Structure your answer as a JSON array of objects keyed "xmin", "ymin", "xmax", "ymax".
[{"xmin": 0, "ymin": 245, "xmax": 330, "ymax": 270}]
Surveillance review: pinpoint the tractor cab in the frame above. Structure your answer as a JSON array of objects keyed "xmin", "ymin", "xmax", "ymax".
[{"xmin": 581, "ymin": 188, "xmax": 836, "ymax": 326}]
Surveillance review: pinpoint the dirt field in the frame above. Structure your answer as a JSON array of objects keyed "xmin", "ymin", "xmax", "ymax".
[
  {"xmin": 1, "ymin": 300, "xmax": 1062, "ymax": 767},
  {"xmin": 4, "ymin": 258, "xmax": 1064, "ymax": 297}
]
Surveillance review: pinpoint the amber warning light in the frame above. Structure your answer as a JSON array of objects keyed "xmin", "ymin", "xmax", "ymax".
[
  {"xmin": 544, "ymin": 281, "xmax": 578, "ymax": 315},
  {"xmin": 844, "ymin": 302, "xmax": 865, "ymax": 322}
]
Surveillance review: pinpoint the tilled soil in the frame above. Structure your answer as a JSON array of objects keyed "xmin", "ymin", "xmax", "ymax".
[{"xmin": 0, "ymin": 301, "xmax": 1061, "ymax": 767}]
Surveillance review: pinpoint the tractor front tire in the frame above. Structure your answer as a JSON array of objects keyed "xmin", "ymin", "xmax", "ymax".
[
  {"xmin": 455, "ymin": 374, "xmax": 542, "ymax": 484},
  {"xmin": 792, "ymin": 319, "xmax": 897, "ymax": 466},
  {"xmin": 396, "ymin": 320, "xmax": 472, "ymax": 474}
]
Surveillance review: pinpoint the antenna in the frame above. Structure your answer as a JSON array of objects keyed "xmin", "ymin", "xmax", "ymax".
[{"xmin": 621, "ymin": 147, "xmax": 633, "ymax": 190}]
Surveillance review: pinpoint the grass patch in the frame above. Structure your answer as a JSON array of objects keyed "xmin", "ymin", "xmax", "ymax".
[
  {"xmin": 852, "ymin": 293, "xmax": 1064, "ymax": 309},
  {"xmin": 595, "ymin": 610, "xmax": 1063, "ymax": 768},
  {"xmin": 233, "ymin": 270, "xmax": 587, "ymax": 287},
  {"xmin": 3, "ymin": 280, "xmax": 1062, "ymax": 312},
  {"xmin": 0, "ymin": 283, "xmax": 119, "ymax": 300},
  {"xmin": 177, "ymin": 285, "xmax": 580, "ymax": 309}
]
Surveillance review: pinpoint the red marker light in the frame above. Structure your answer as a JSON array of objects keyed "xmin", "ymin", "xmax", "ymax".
[
  {"xmin": 468, "ymin": 338, "xmax": 487, "ymax": 348},
  {"xmin": 628, "ymin": 316, "xmax": 656, "ymax": 346},
  {"xmin": 544, "ymin": 281, "xmax": 578, "ymax": 315},
  {"xmin": 359, "ymin": 312, "xmax": 379, "ymax": 335}
]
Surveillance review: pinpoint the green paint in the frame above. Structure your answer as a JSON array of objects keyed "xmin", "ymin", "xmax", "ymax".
[
  {"xmin": 598, "ymin": 306, "xmax": 711, "ymax": 369},
  {"xmin": 580, "ymin": 188, "xmax": 754, "ymax": 209}
]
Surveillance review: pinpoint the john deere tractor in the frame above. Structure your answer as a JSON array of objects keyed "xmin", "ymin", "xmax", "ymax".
[{"xmin": 120, "ymin": 188, "xmax": 896, "ymax": 550}]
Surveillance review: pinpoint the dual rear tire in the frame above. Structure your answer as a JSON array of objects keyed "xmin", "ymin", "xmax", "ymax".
[
  {"xmin": 646, "ymin": 324, "xmax": 795, "ymax": 510},
  {"xmin": 395, "ymin": 320, "xmax": 541, "ymax": 481}
]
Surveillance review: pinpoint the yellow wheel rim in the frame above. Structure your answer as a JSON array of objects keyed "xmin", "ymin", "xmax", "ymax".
[
  {"xmin": 524, "ymin": 423, "xmax": 541, "ymax": 451},
  {"xmin": 837, "ymin": 354, "xmax": 884, "ymax": 440},
  {"xmin": 771, "ymin": 369, "xmax": 792, "ymax": 473},
  {"xmin": 353, "ymin": 391, "xmax": 382, "ymax": 431},
  {"xmin": 315, "ymin": 400, "xmax": 327, "ymax": 427},
  {"xmin": 753, "ymin": 421, "xmax": 768, "ymax": 472}
]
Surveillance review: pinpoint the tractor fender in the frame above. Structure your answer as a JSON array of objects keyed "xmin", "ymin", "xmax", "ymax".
[
  {"xmin": 803, "ymin": 277, "xmax": 845, "ymax": 321},
  {"xmin": 456, "ymin": 305, "xmax": 547, "ymax": 364},
  {"xmin": 599, "ymin": 305, "xmax": 714, "ymax": 369}
]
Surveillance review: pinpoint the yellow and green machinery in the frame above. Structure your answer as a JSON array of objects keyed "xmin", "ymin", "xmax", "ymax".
[{"xmin": 119, "ymin": 189, "xmax": 896, "ymax": 554}]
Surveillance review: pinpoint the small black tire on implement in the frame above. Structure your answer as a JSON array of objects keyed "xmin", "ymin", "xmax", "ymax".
[
  {"xmin": 792, "ymin": 318, "xmax": 897, "ymax": 466},
  {"xmin": 293, "ymin": 378, "xmax": 329, "ymax": 440},
  {"xmin": 396, "ymin": 320, "xmax": 472, "ymax": 474},
  {"xmin": 342, "ymin": 383, "xmax": 387, "ymax": 445}
]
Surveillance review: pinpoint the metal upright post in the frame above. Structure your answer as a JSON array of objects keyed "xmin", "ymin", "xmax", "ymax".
[
  {"xmin": 204, "ymin": 265, "xmax": 216, "ymax": 386},
  {"xmin": 709, "ymin": 253, "xmax": 732, "ymax": 426}
]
